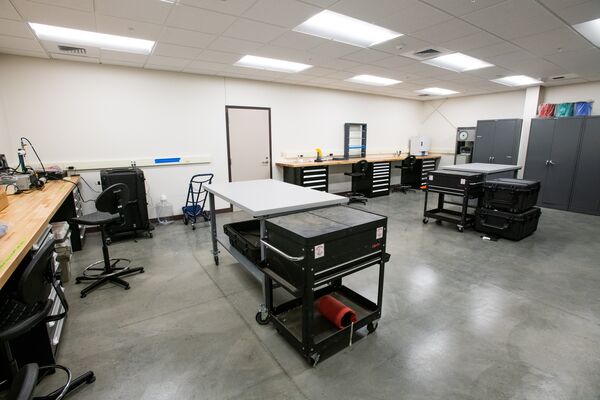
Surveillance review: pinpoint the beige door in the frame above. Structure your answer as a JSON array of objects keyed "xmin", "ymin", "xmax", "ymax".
[{"xmin": 226, "ymin": 107, "xmax": 272, "ymax": 182}]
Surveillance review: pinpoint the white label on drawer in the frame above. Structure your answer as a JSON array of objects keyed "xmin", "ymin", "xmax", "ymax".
[
  {"xmin": 460, "ymin": 178, "xmax": 466, "ymax": 185},
  {"xmin": 314, "ymin": 244, "xmax": 325, "ymax": 259},
  {"xmin": 428, "ymin": 175, "xmax": 433, "ymax": 181},
  {"xmin": 376, "ymin": 227, "xmax": 384, "ymax": 239}
]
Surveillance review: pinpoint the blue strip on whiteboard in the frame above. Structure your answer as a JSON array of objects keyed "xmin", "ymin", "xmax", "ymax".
[
  {"xmin": 154, "ymin": 157, "xmax": 181, "ymax": 164},
  {"xmin": 348, "ymin": 146, "xmax": 366, "ymax": 149}
]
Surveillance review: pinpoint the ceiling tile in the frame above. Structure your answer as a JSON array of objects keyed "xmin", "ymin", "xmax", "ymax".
[
  {"xmin": 95, "ymin": 0, "xmax": 172, "ymax": 25},
  {"xmin": 100, "ymin": 58, "xmax": 145, "ymax": 68},
  {"xmin": 311, "ymin": 57, "xmax": 361, "ymax": 70},
  {"xmin": 0, "ymin": 34, "xmax": 44, "ymax": 51},
  {"xmin": 308, "ymin": 41, "xmax": 358, "ymax": 58},
  {"xmin": 0, "ymin": 0, "xmax": 21, "ymax": 20},
  {"xmin": 0, "ymin": 47, "xmax": 47, "ymax": 58},
  {"xmin": 462, "ymin": 0, "xmax": 563, "ymax": 40},
  {"xmin": 253, "ymin": 45, "xmax": 311, "ymax": 63},
  {"xmin": 222, "ymin": 18, "xmax": 286, "ymax": 43},
  {"xmin": 545, "ymin": 48, "xmax": 600, "ymax": 75},
  {"xmin": 145, "ymin": 63, "xmax": 185, "ymax": 72},
  {"xmin": 420, "ymin": 0, "xmax": 509, "ymax": 17},
  {"xmin": 95, "ymin": 14, "xmax": 163, "ymax": 40},
  {"xmin": 0, "ymin": 19, "xmax": 35, "ymax": 38},
  {"xmin": 467, "ymin": 41, "xmax": 521, "ymax": 59},
  {"xmin": 51, "ymin": 52, "xmax": 98, "ymax": 63},
  {"xmin": 465, "ymin": 65, "xmax": 515, "ymax": 79},
  {"xmin": 153, "ymin": 42, "xmax": 202, "ymax": 59},
  {"xmin": 178, "ymin": 0, "xmax": 256, "ymax": 16},
  {"xmin": 512, "ymin": 28, "xmax": 593, "ymax": 57},
  {"xmin": 208, "ymin": 36, "xmax": 263, "ymax": 54},
  {"xmin": 439, "ymin": 31, "xmax": 502, "ymax": 52},
  {"xmin": 411, "ymin": 18, "xmax": 481, "ymax": 43},
  {"xmin": 299, "ymin": 0, "xmax": 338, "ymax": 7},
  {"xmin": 375, "ymin": 1, "xmax": 454, "ymax": 34},
  {"xmin": 146, "ymin": 54, "xmax": 191, "ymax": 68},
  {"xmin": 296, "ymin": 66, "xmax": 337, "ymax": 77},
  {"xmin": 330, "ymin": 0, "xmax": 418, "ymax": 23},
  {"xmin": 340, "ymin": 48, "xmax": 391, "ymax": 63},
  {"xmin": 538, "ymin": 0, "xmax": 589, "ymax": 11},
  {"xmin": 100, "ymin": 49, "xmax": 148, "ymax": 63},
  {"xmin": 552, "ymin": 1, "xmax": 600, "ymax": 25},
  {"xmin": 371, "ymin": 55, "xmax": 415, "ymax": 68},
  {"xmin": 29, "ymin": 0, "xmax": 93, "ymax": 12},
  {"xmin": 269, "ymin": 31, "xmax": 324, "ymax": 50},
  {"xmin": 196, "ymin": 49, "xmax": 242, "ymax": 64},
  {"xmin": 372, "ymin": 35, "xmax": 433, "ymax": 56},
  {"xmin": 166, "ymin": 4, "xmax": 236, "ymax": 34},
  {"xmin": 185, "ymin": 59, "xmax": 228, "ymax": 71},
  {"xmin": 243, "ymin": 0, "xmax": 320, "ymax": 28},
  {"xmin": 11, "ymin": 0, "xmax": 95, "ymax": 30},
  {"xmin": 160, "ymin": 27, "xmax": 215, "ymax": 49}
]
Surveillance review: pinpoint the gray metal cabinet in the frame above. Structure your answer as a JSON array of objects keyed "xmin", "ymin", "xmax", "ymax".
[
  {"xmin": 525, "ymin": 117, "xmax": 592, "ymax": 212},
  {"xmin": 570, "ymin": 117, "xmax": 600, "ymax": 215},
  {"xmin": 473, "ymin": 119, "xmax": 522, "ymax": 164}
]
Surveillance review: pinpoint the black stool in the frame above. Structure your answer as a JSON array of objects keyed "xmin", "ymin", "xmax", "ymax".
[
  {"xmin": 0, "ymin": 238, "xmax": 95, "ymax": 396},
  {"xmin": 344, "ymin": 160, "xmax": 369, "ymax": 204},
  {"xmin": 73, "ymin": 183, "xmax": 144, "ymax": 298},
  {"xmin": 393, "ymin": 155, "xmax": 417, "ymax": 193}
]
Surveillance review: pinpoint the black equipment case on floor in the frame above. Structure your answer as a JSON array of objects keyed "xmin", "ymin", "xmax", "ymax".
[
  {"xmin": 475, "ymin": 207, "xmax": 541, "ymax": 240},
  {"xmin": 261, "ymin": 206, "xmax": 389, "ymax": 365},
  {"xmin": 223, "ymin": 220, "xmax": 261, "ymax": 264},
  {"xmin": 482, "ymin": 178, "xmax": 540, "ymax": 213},
  {"xmin": 100, "ymin": 167, "xmax": 153, "ymax": 241}
]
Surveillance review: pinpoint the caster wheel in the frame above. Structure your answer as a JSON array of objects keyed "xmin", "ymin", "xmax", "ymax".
[
  {"xmin": 422, "ymin": 218, "xmax": 429, "ymax": 224},
  {"xmin": 140, "ymin": 268, "xmax": 145, "ymax": 273},
  {"xmin": 192, "ymin": 225, "xmax": 196, "ymax": 231},
  {"xmin": 87, "ymin": 376, "xmax": 96, "ymax": 384},
  {"xmin": 183, "ymin": 217, "xmax": 189, "ymax": 225},
  {"xmin": 367, "ymin": 321, "xmax": 378, "ymax": 334},
  {"xmin": 80, "ymin": 294, "xmax": 86, "ymax": 298},
  {"xmin": 214, "ymin": 256, "xmax": 219, "ymax": 266},
  {"xmin": 457, "ymin": 225, "xmax": 464, "ymax": 232},
  {"xmin": 255, "ymin": 311, "xmax": 270, "ymax": 325},
  {"xmin": 309, "ymin": 353, "xmax": 320, "ymax": 367},
  {"xmin": 125, "ymin": 286, "xmax": 130, "ymax": 290},
  {"xmin": 105, "ymin": 238, "xmax": 112, "ymax": 246},
  {"xmin": 75, "ymin": 279, "xmax": 81, "ymax": 284},
  {"xmin": 148, "ymin": 232, "xmax": 153, "ymax": 238}
]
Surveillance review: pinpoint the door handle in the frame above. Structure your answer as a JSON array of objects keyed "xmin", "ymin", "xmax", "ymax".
[
  {"xmin": 545, "ymin": 160, "xmax": 549, "ymax": 166},
  {"xmin": 261, "ymin": 156, "xmax": 269, "ymax": 165},
  {"xmin": 548, "ymin": 160, "xmax": 555, "ymax": 166}
]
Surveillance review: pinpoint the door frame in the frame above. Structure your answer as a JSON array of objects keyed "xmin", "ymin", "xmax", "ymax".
[{"xmin": 225, "ymin": 105, "xmax": 273, "ymax": 183}]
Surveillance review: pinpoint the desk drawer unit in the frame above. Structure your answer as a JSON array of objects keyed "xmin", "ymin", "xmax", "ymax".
[
  {"xmin": 283, "ymin": 166, "xmax": 329, "ymax": 192},
  {"xmin": 420, "ymin": 159, "xmax": 438, "ymax": 189},
  {"xmin": 370, "ymin": 162, "xmax": 391, "ymax": 197}
]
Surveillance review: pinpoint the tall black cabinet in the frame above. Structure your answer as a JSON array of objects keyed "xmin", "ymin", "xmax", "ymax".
[
  {"xmin": 524, "ymin": 116, "xmax": 600, "ymax": 215},
  {"xmin": 473, "ymin": 119, "xmax": 522, "ymax": 164}
]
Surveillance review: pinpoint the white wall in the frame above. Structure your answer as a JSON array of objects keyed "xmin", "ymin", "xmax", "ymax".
[
  {"xmin": 0, "ymin": 96, "xmax": 10, "ymax": 161},
  {"xmin": 542, "ymin": 82, "xmax": 600, "ymax": 115}
]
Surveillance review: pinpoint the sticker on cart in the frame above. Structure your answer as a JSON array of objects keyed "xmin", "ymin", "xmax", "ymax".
[
  {"xmin": 460, "ymin": 178, "xmax": 466, "ymax": 185},
  {"xmin": 376, "ymin": 227, "xmax": 384, "ymax": 239},
  {"xmin": 428, "ymin": 175, "xmax": 433, "ymax": 181},
  {"xmin": 314, "ymin": 244, "xmax": 325, "ymax": 259}
]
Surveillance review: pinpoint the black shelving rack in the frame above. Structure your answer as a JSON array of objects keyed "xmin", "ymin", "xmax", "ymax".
[{"xmin": 344, "ymin": 123, "xmax": 367, "ymax": 159}]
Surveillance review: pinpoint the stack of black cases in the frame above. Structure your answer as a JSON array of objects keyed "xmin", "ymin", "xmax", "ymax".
[
  {"xmin": 476, "ymin": 178, "xmax": 541, "ymax": 240},
  {"xmin": 100, "ymin": 167, "xmax": 153, "ymax": 241}
]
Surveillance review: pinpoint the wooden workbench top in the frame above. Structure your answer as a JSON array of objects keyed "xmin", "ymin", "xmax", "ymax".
[
  {"xmin": 0, "ymin": 177, "xmax": 79, "ymax": 289},
  {"xmin": 276, "ymin": 153, "xmax": 442, "ymax": 168}
]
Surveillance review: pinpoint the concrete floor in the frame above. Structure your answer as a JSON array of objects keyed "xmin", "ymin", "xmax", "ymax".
[{"xmin": 34, "ymin": 192, "xmax": 600, "ymax": 399}]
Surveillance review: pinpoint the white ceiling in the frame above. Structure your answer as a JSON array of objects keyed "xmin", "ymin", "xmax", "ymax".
[{"xmin": 0, "ymin": 0, "xmax": 599, "ymax": 99}]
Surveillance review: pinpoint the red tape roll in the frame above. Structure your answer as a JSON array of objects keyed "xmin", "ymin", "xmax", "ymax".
[{"xmin": 317, "ymin": 294, "xmax": 357, "ymax": 329}]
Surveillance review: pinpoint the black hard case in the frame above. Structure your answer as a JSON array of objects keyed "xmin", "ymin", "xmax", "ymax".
[
  {"xmin": 100, "ymin": 167, "xmax": 152, "ymax": 239},
  {"xmin": 427, "ymin": 170, "xmax": 485, "ymax": 193},
  {"xmin": 265, "ymin": 206, "xmax": 387, "ymax": 290},
  {"xmin": 223, "ymin": 220, "xmax": 261, "ymax": 264},
  {"xmin": 482, "ymin": 178, "xmax": 540, "ymax": 212},
  {"xmin": 475, "ymin": 207, "xmax": 541, "ymax": 240}
]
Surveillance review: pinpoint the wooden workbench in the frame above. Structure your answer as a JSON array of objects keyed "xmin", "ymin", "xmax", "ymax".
[
  {"xmin": 275, "ymin": 153, "xmax": 441, "ymax": 168},
  {"xmin": 0, "ymin": 177, "xmax": 79, "ymax": 289}
]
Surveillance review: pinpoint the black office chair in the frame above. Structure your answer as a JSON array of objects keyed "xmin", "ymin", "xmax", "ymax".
[
  {"xmin": 393, "ymin": 155, "xmax": 417, "ymax": 194},
  {"xmin": 344, "ymin": 160, "xmax": 369, "ymax": 204},
  {"xmin": 0, "ymin": 238, "xmax": 95, "ymax": 397},
  {"xmin": 72, "ymin": 183, "xmax": 144, "ymax": 298}
]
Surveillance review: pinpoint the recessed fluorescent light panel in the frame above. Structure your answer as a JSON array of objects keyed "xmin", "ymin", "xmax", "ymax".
[
  {"xmin": 423, "ymin": 52, "xmax": 493, "ymax": 72},
  {"xmin": 491, "ymin": 75, "xmax": 543, "ymax": 87},
  {"xmin": 234, "ymin": 55, "xmax": 312, "ymax": 73},
  {"xmin": 293, "ymin": 10, "xmax": 402, "ymax": 48},
  {"xmin": 416, "ymin": 87, "xmax": 459, "ymax": 96},
  {"xmin": 346, "ymin": 74, "xmax": 401, "ymax": 86},
  {"xmin": 572, "ymin": 18, "xmax": 600, "ymax": 47},
  {"xmin": 28, "ymin": 23, "xmax": 155, "ymax": 54}
]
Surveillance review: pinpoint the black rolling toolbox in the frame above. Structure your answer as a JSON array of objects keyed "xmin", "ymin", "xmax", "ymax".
[
  {"xmin": 261, "ymin": 206, "xmax": 389, "ymax": 365},
  {"xmin": 482, "ymin": 178, "xmax": 540, "ymax": 213},
  {"xmin": 223, "ymin": 220, "xmax": 261, "ymax": 264},
  {"xmin": 100, "ymin": 167, "xmax": 153, "ymax": 241},
  {"xmin": 475, "ymin": 207, "xmax": 541, "ymax": 240}
]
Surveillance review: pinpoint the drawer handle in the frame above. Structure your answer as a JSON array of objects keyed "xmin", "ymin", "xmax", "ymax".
[{"xmin": 261, "ymin": 240, "xmax": 305, "ymax": 262}]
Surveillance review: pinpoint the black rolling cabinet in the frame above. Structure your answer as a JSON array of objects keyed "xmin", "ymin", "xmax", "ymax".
[
  {"xmin": 353, "ymin": 161, "xmax": 391, "ymax": 197},
  {"xmin": 51, "ymin": 180, "xmax": 85, "ymax": 251},
  {"xmin": 400, "ymin": 157, "xmax": 440, "ymax": 190},
  {"xmin": 283, "ymin": 165, "xmax": 329, "ymax": 192}
]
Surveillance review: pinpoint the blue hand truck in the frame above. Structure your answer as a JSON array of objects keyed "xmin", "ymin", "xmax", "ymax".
[{"xmin": 182, "ymin": 173, "xmax": 213, "ymax": 230}]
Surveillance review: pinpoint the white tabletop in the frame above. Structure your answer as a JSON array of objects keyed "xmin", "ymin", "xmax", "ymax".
[
  {"xmin": 441, "ymin": 163, "xmax": 521, "ymax": 174},
  {"xmin": 205, "ymin": 179, "xmax": 348, "ymax": 217}
]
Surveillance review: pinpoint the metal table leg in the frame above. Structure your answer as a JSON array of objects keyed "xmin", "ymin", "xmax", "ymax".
[
  {"xmin": 256, "ymin": 218, "xmax": 271, "ymax": 324},
  {"xmin": 209, "ymin": 193, "xmax": 219, "ymax": 265}
]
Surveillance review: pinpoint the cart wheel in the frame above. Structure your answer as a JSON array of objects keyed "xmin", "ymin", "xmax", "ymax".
[
  {"xmin": 367, "ymin": 321, "xmax": 378, "ymax": 334},
  {"xmin": 105, "ymin": 238, "xmax": 112, "ymax": 246},
  {"xmin": 183, "ymin": 216, "xmax": 189, "ymax": 225},
  {"xmin": 435, "ymin": 220, "xmax": 442, "ymax": 225},
  {"xmin": 309, "ymin": 353, "xmax": 320, "ymax": 367},
  {"xmin": 457, "ymin": 225, "xmax": 464, "ymax": 232},
  {"xmin": 214, "ymin": 256, "xmax": 219, "ymax": 266},
  {"xmin": 255, "ymin": 311, "xmax": 270, "ymax": 325},
  {"xmin": 80, "ymin": 293, "xmax": 86, "ymax": 298},
  {"xmin": 148, "ymin": 232, "xmax": 153, "ymax": 238},
  {"xmin": 192, "ymin": 224, "xmax": 196, "ymax": 231},
  {"xmin": 422, "ymin": 218, "xmax": 429, "ymax": 224}
]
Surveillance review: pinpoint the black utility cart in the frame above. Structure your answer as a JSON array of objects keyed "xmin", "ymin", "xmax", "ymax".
[
  {"xmin": 259, "ymin": 206, "xmax": 389, "ymax": 366},
  {"xmin": 423, "ymin": 170, "xmax": 484, "ymax": 232}
]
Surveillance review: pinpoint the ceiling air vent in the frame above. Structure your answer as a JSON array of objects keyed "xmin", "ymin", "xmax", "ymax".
[
  {"xmin": 414, "ymin": 48, "xmax": 441, "ymax": 57},
  {"xmin": 418, "ymin": 94, "xmax": 431, "ymax": 97},
  {"xmin": 57, "ymin": 45, "xmax": 86, "ymax": 55},
  {"xmin": 549, "ymin": 73, "xmax": 578, "ymax": 81},
  {"xmin": 401, "ymin": 47, "xmax": 451, "ymax": 61}
]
